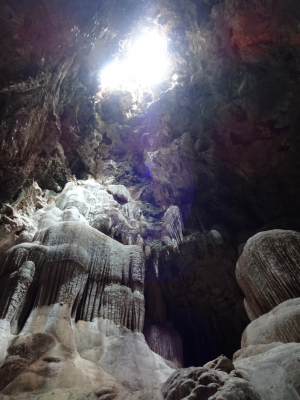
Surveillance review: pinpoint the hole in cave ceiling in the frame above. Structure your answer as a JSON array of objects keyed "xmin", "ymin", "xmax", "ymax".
[{"xmin": 99, "ymin": 30, "xmax": 170, "ymax": 92}]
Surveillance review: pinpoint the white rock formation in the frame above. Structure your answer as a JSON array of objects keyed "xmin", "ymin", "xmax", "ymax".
[
  {"xmin": 0, "ymin": 179, "xmax": 178, "ymax": 398},
  {"xmin": 241, "ymin": 298, "xmax": 300, "ymax": 348},
  {"xmin": 234, "ymin": 342, "xmax": 300, "ymax": 400}
]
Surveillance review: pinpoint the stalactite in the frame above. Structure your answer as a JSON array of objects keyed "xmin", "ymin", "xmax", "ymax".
[
  {"xmin": 0, "ymin": 261, "xmax": 35, "ymax": 322},
  {"xmin": 163, "ymin": 206, "xmax": 183, "ymax": 251},
  {"xmin": 0, "ymin": 179, "xmax": 188, "ymax": 348},
  {"xmin": 99, "ymin": 284, "xmax": 134, "ymax": 330},
  {"xmin": 0, "ymin": 219, "xmax": 145, "ymax": 332}
]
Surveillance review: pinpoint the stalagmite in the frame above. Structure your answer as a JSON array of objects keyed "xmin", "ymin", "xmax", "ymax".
[{"xmin": 236, "ymin": 230, "xmax": 300, "ymax": 319}]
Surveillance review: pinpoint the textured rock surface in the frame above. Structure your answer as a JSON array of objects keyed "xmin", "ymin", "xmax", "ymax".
[
  {"xmin": 0, "ymin": 179, "xmax": 176, "ymax": 397},
  {"xmin": 0, "ymin": 0, "xmax": 300, "ymax": 238},
  {"xmin": 236, "ymin": 230, "xmax": 300, "ymax": 320},
  {"xmin": 204, "ymin": 355, "xmax": 235, "ymax": 374},
  {"xmin": 161, "ymin": 366, "xmax": 262, "ymax": 400},
  {"xmin": 241, "ymin": 298, "xmax": 300, "ymax": 348},
  {"xmin": 234, "ymin": 342, "xmax": 300, "ymax": 400},
  {"xmin": 144, "ymin": 323, "xmax": 183, "ymax": 368},
  {"xmin": 0, "ymin": 261, "xmax": 35, "ymax": 323}
]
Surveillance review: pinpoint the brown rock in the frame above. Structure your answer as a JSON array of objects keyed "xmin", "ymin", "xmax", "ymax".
[
  {"xmin": 161, "ymin": 366, "xmax": 261, "ymax": 400},
  {"xmin": 0, "ymin": 332, "xmax": 56, "ymax": 390},
  {"xmin": 204, "ymin": 355, "xmax": 235, "ymax": 373}
]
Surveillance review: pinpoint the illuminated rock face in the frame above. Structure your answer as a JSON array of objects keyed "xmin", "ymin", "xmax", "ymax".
[
  {"xmin": 241, "ymin": 298, "xmax": 300, "ymax": 348},
  {"xmin": 0, "ymin": 180, "xmax": 178, "ymax": 398},
  {"xmin": 0, "ymin": 180, "xmax": 147, "ymax": 333},
  {"xmin": 232, "ymin": 230, "xmax": 300, "ymax": 399},
  {"xmin": 236, "ymin": 230, "xmax": 300, "ymax": 320}
]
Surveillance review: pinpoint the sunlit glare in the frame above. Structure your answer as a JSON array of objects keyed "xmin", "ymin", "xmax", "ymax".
[{"xmin": 100, "ymin": 31, "xmax": 169, "ymax": 90}]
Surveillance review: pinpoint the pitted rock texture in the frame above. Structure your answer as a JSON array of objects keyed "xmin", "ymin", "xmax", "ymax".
[
  {"xmin": 236, "ymin": 230, "xmax": 300, "ymax": 320},
  {"xmin": 161, "ymin": 366, "xmax": 262, "ymax": 400},
  {"xmin": 241, "ymin": 298, "xmax": 300, "ymax": 348},
  {"xmin": 204, "ymin": 355, "xmax": 235, "ymax": 374}
]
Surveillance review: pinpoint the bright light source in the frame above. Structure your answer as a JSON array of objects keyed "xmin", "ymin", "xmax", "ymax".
[{"xmin": 100, "ymin": 31, "xmax": 169, "ymax": 90}]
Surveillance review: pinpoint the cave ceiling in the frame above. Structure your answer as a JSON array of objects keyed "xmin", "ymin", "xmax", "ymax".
[{"xmin": 1, "ymin": 0, "xmax": 300, "ymax": 237}]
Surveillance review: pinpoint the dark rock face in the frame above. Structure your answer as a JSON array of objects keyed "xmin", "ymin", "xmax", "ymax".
[
  {"xmin": 0, "ymin": 0, "xmax": 300, "ymax": 236},
  {"xmin": 151, "ymin": 231, "xmax": 248, "ymax": 366}
]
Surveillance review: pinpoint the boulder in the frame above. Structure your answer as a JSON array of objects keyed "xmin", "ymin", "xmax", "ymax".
[{"xmin": 236, "ymin": 230, "xmax": 300, "ymax": 319}]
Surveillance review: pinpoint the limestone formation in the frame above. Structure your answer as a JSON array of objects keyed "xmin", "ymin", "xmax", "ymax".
[
  {"xmin": 100, "ymin": 284, "xmax": 145, "ymax": 333},
  {"xmin": 236, "ymin": 230, "xmax": 300, "ymax": 319},
  {"xmin": 241, "ymin": 298, "xmax": 300, "ymax": 347},
  {"xmin": 0, "ymin": 332, "xmax": 57, "ymax": 391},
  {"xmin": 0, "ymin": 261, "xmax": 35, "ymax": 323},
  {"xmin": 0, "ymin": 178, "xmax": 179, "ymax": 397},
  {"xmin": 1, "ymin": 209, "xmax": 145, "ymax": 333},
  {"xmin": 144, "ymin": 323, "xmax": 183, "ymax": 368},
  {"xmin": 204, "ymin": 355, "xmax": 235, "ymax": 374},
  {"xmin": 161, "ymin": 366, "xmax": 262, "ymax": 400},
  {"xmin": 234, "ymin": 342, "xmax": 300, "ymax": 400},
  {"xmin": 162, "ymin": 206, "xmax": 183, "ymax": 253}
]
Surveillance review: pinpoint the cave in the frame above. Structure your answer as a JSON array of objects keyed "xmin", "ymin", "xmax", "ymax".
[{"xmin": 1, "ymin": 0, "xmax": 300, "ymax": 399}]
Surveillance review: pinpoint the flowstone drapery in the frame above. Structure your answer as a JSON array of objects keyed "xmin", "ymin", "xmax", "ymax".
[
  {"xmin": 0, "ymin": 180, "xmax": 148, "ymax": 335},
  {"xmin": 0, "ymin": 179, "xmax": 185, "ymax": 397}
]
